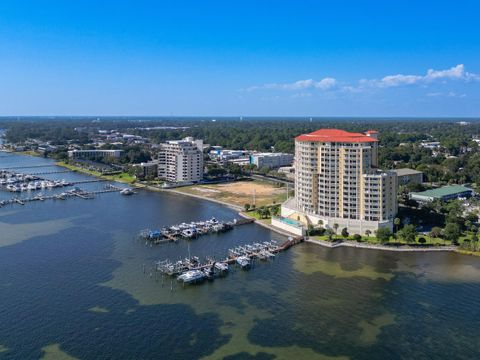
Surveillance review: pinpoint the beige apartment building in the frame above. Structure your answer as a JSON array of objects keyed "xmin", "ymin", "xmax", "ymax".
[
  {"xmin": 157, "ymin": 137, "xmax": 204, "ymax": 184},
  {"xmin": 281, "ymin": 129, "xmax": 397, "ymax": 235}
]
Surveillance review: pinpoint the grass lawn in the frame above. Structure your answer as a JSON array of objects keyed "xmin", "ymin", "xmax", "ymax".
[{"xmin": 56, "ymin": 162, "xmax": 136, "ymax": 184}]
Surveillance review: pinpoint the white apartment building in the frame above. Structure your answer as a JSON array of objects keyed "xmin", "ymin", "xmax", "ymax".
[
  {"xmin": 281, "ymin": 129, "xmax": 397, "ymax": 235},
  {"xmin": 157, "ymin": 137, "xmax": 203, "ymax": 184}
]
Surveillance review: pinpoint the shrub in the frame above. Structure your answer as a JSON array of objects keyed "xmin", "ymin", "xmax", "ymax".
[
  {"xmin": 418, "ymin": 237, "xmax": 427, "ymax": 244},
  {"xmin": 353, "ymin": 234, "xmax": 362, "ymax": 242}
]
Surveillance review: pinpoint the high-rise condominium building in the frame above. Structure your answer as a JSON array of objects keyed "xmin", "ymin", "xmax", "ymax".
[
  {"xmin": 281, "ymin": 129, "xmax": 397, "ymax": 234},
  {"xmin": 157, "ymin": 137, "xmax": 204, "ymax": 184}
]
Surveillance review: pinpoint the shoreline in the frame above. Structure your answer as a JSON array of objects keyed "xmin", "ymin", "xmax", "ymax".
[
  {"xmin": 12, "ymin": 153, "xmax": 476, "ymax": 257},
  {"xmin": 304, "ymin": 237, "xmax": 459, "ymax": 253}
]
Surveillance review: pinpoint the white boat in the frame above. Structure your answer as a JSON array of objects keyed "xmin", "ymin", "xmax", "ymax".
[
  {"xmin": 120, "ymin": 188, "xmax": 134, "ymax": 195},
  {"xmin": 214, "ymin": 262, "xmax": 229, "ymax": 272},
  {"xmin": 181, "ymin": 228, "xmax": 196, "ymax": 238},
  {"xmin": 177, "ymin": 270, "xmax": 205, "ymax": 284},
  {"xmin": 236, "ymin": 256, "xmax": 251, "ymax": 269}
]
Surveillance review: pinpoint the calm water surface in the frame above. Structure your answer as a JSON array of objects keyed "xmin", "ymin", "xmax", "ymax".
[{"xmin": 0, "ymin": 152, "xmax": 479, "ymax": 360}]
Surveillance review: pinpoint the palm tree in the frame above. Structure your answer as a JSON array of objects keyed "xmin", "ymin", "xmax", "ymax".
[
  {"xmin": 394, "ymin": 217, "xmax": 401, "ymax": 232},
  {"xmin": 365, "ymin": 229, "xmax": 372, "ymax": 238},
  {"xmin": 333, "ymin": 223, "xmax": 339, "ymax": 234}
]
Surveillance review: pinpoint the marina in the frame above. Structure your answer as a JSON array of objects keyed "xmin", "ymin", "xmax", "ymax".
[
  {"xmin": 0, "ymin": 169, "xmax": 108, "ymax": 193},
  {"xmin": 138, "ymin": 217, "xmax": 254, "ymax": 244},
  {"xmin": 0, "ymin": 184, "xmax": 127, "ymax": 207},
  {"xmin": 154, "ymin": 237, "xmax": 302, "ymax": 286}
]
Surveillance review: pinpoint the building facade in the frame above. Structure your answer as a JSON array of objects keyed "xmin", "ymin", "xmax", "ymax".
[
  {"xmin": 282, "ymin": 129, "xmax": 397, "ymax": 235},
  {"xmin": 250, "ymin": 152, "xmax": 294, "ymax": 169},
  {"xmin": 157, "ymin": 137, "xmax": 204, "ymax": 184},
  {"xmin": 68, "ymin": 149, "xmax": 123, "ymax": 159},
  {"xmin": 393, "ymin": 168, "xmax": 423, "ymax": 185}
]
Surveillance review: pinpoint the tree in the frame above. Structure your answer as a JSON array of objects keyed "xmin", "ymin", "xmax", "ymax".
[
  {"xmin": 325, "ymin": 228, "xmax": 335, "ymax": 241},
  {"xmin": 365, "ymin": 229, "xmax": 372, "ymax": 237},
  {"xmin": 353, "ymin": 234, "xmax": 362, "ymax": 242},
  {"xmin": 444, "ymin": 222, "xmax": 461, "ymax": 244},
  {"xmin": 394, "ymin": 217, "xmax": 401, "ymax": 232},
  {"xmin": 333, "ymin": 223, "xmax": 339, "ymax": 234},
  {"xmin": 398, "ymin": 224, "xmax": 417, "ymax": 243},
  {"xmin": 341, "ymin": 227, "xmax": 349, "ymax": 238},
  {"xmin": 376, "ymin": 227, "xmax": 391, "ymax": 243},
  {"xmin": 317, "ymin": 220, "xmax": 324, "ymax": 227},
  {"xmin": 244, "ymin": 203, "xmax": 250, "ymax": 212},
  {"xmin": 429, "ymin": 227, "xmax": 442, "ymax": 239},
  {"xmin": 271, "ymin": 205, "xmax": 280, "ymax": 217}
]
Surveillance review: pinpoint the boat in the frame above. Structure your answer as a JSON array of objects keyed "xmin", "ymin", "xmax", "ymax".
[
  {"xmin": 120, "ymin": 188, "xmax": 134, "ymax": 195},
  {"xmin": 177, "ymin": 270, "xmax": 205, "ymax": 284},
  {"xmin": 181, "ymin": 228, "xmax": 197, "ymax": 238},
  {"xmin": 236, "ymin": 256, "xmax": 251, "ymax": 269},
  {"xmin": 214, "ymin": 262, "xmax": 229, "ymax": 272},
  {"xmin": 203, "ymin": 266, "xmax": 215, "ymax": 280}
]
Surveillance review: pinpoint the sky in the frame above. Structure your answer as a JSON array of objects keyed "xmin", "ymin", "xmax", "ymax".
[{"xmin": 0, "ymin": 0, "xmax": 479, "ymax": 117}]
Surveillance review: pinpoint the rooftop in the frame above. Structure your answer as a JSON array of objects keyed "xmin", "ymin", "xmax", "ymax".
[
  {"xmin": 295, "ymin": 129, "xmax": 378, "ymax": 143},
  {"xmin": 411, "ymin": 185, "xmax": 473, "ymax": 199},
  {"xmin": 393, "ymin": 168, "xmax": 423, "ymax": 176}
]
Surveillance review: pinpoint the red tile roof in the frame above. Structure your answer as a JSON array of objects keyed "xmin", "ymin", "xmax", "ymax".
[{"xmin": 295, "ymin": 129, "xmax": 378, "ymax": 143}]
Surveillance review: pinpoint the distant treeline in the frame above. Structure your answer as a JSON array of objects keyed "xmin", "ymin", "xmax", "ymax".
[{"xmin": 2, "ymin": 118, "xmax": 480, "ymax": 185}]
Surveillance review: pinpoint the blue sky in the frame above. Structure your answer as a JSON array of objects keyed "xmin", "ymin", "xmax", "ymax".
[{"xmin": 0, "ymin": 0, "xmax": 479, "ymax": 117}]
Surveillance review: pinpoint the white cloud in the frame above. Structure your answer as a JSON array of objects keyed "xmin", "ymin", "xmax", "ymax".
[
  {"xmin": 368, "ymin": 64, "xmax": 479, "ymax": 88},
  {"xmin": 247, "ymin": 64, "xmax": 479, "ymax": 94},
  {"xmin": 247, "ymin": 77, "xmax": 337, "ymax": 91},
  {"xmin": 426, "ymin": 91, "xmax": 467, "ymax": 98},
  {"xmin": 290, "ymin": 92, "xmax": 312, "ymax": 98}
]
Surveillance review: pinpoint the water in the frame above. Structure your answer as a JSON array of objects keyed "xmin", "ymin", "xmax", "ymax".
[{"xmin": 1, "ymin": 152, "xmax": 480, "ymax": 359}]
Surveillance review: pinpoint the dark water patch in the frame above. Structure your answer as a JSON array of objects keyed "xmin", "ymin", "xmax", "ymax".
[{"xmin": 224, "ymin": 352, "xmax": 276, "ymax": 360}]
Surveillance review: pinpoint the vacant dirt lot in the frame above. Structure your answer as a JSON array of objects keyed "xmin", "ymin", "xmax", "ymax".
[{"xmin": 176, "ymin": 180, "xmax": 289, "ymax": 207}]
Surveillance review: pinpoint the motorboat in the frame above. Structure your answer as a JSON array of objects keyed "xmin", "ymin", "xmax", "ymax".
[
  {"xmin": 120, "ymin": 188, "xmax": 134, "ymax": 195},
  {"xmin": 236, "ymin": 256, "xmax": 251, "ymax": 269},
  {"xmin": 203, "ymin": 266, "xmax": 215, "ymax": 280},
  {"xmin": 214, "ymin": 262, "xmax": 229, "ymax": 272},
  {"xmin": 177, "ymin": 270, "xmax": 205, "ymax": 284},
  {"xmin": 181, "ymin": 228, "xmax": 197, "ymax": 238}
]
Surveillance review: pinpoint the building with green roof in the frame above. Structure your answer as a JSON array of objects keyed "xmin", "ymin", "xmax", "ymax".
[{"xmin": 410, "ymin": 185, "xmax": 474, "ymax": 202}]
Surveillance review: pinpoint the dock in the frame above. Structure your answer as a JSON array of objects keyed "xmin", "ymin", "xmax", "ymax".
[
  {"xmin": 153, "ymin": 236, "xmax": 303, "ymax": 285},
  {"xmin": 0, "ymin": 184, "xmax": 124, "ymax": 207},
  {"xmin": 139, "ymin": 217, "xmax": 254, "ymax": 244}
]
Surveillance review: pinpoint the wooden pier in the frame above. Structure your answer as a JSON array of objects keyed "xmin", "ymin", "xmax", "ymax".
[
  {"xmin": 155, "ymin": 236, "xmax": 304, "ymax": 279},
  {"xmin": 0, "ymin": 185, "xmax": 124, "ymax": 207}
]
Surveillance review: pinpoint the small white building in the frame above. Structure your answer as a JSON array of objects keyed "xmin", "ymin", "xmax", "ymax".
[{"xmin": 250, "ymin": 153, "xmax": 294, "ymax": 169}]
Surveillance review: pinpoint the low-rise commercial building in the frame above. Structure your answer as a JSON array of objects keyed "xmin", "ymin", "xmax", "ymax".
[
  {"xmin": 68, "ymin": 149, "xmax": 123, "ymax": 160},
  {"xmin": 410, "ymin": 185, "xmax": 474, "ymax": 202},
  {"xmin": 133, "ymin": 161, "xmax": 159, "ymax": 179},
  {"xmin": 250, "ymin": 152, "xmax": 294, "ymax": 169},
  {"xmin": 393, "ymin": 168, "xmax": 424, "ymax": 185}
]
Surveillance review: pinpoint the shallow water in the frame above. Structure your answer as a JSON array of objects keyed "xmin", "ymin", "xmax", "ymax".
[{"xmin": 0, "ymin": 153, "xmax": 480, "ymax": 359}]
